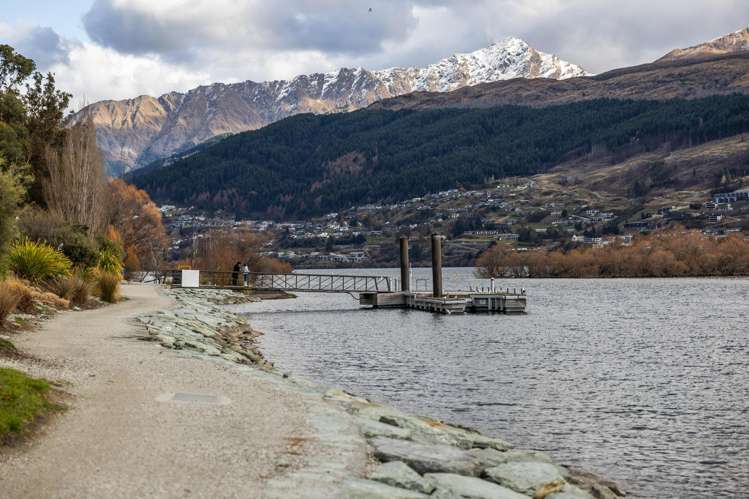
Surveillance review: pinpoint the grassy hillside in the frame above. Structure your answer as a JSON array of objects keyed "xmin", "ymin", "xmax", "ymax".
[{"xmin": 132, "ymin": 95, "xmax": 749, "ymax": 218}]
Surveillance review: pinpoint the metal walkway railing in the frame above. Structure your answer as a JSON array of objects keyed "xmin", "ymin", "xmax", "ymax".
[{"xmin": 159, "ymin": 270, "xmax": 394, "ymax": 294}]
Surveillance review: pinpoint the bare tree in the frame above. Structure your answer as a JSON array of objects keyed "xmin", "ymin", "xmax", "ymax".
[{"xmin": 43, "ymin": 117, "xmax": 108, "ymax": 237}]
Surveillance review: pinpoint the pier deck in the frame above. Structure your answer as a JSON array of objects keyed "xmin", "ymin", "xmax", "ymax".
[{"xmin": 360, "ymin": 291, "xmax": 527, "ymax": 314}]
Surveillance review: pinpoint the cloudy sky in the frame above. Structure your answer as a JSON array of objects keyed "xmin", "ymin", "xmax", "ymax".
[{"xmin": 1, "ymin": 0, "xmax": 746, "ymax": 107}]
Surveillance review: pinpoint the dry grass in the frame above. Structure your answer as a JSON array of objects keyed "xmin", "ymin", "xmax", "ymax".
[
  {"xmin": 4, "ymin": 278, "xmax": 35, "ymax": 314},
  {"xmin": 96, "ymin": 272, "xmax": 120, "ymax": 303},
  {"xmin": 47, "ymin": 274, "xmax": 91, "ymax": 307},
  {"xmin": 4, "ymin": 277, "xmax": 69, "ymax": 313},
  {"xmin": 70, "ymin": 277, "xmax": 91, "ymax": 307},
  {"xmin": 0, "ymin": 282, "xmax": 21, "ymax": 325},
  {"xmin": 32, "ymin": 289, "xmax": 69, "ymax": 310},
  {"xmin": 46, "ymin": 276, "xmax": 76, "ymax": 301}
]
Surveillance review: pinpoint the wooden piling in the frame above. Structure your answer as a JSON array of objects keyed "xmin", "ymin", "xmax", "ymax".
[
  {"xmin": 400, "ymin": 236, "xmax": 410, "ymax": 292},
  {"xmin": 431, "ymin": 234, "xmax": 443, "ymax": 298}
]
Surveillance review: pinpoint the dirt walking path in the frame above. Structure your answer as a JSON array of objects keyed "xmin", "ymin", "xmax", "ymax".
[{"xmin": 0, "ymin": 284, "xmax": 332, "ymax": 499}]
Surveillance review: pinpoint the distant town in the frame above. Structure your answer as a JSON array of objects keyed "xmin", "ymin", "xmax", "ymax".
[{"xmin": 160, "ymin": 176, "xmax": 749, "ymax": 268}]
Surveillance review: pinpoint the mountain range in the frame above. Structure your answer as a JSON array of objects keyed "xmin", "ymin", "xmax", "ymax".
[
  {"xmin": 128, "ymin": 27, "xmax": 749, "ymax": 218},
  {"xmin": 70, "ymin": 38, "xmax": 587, "ymax": 174}
]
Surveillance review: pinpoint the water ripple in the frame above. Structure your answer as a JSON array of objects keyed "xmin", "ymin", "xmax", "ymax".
[{"xmin": 232, "ymin": 270, "xmax": 749, "ymax": 499}]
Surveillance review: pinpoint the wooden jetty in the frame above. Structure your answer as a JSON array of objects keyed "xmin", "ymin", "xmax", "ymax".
[
  {"xmin": 159, "ymin": 234, "xmax": 527, "ymax": 315},
  {"xmin": 360, "ymin": 291, "xmax": 526, "ymax": 315}
]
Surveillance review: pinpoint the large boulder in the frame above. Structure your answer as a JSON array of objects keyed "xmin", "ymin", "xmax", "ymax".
[
  {"xmin": 546, "ymin": 484, "xmax": 596, "ymax": 499},
  {"xmin": 468, "ymin": 449, "xmax": 556, "ymax": 469},
  {"xmin": 425, "ymin": 473, "xmax": 529, "ymax": 499},
  {"xmin": 359, "ymin": 405, "xmax": 457, "ymax": 446},
  {"xmin": 370, "ymin": 461, "xmax": 435, "ymax": 494},
  {"xmin": 370, "ymin": 437, "xmax": 482, "ymax": 476},
  {"xmin": 343, "ymin": 478, "xmax": 428, "ymax": 499},
  {"xmin": 357, "ymin": 417, "xmax": 413, "ymax": 440},
  {"xmin": 564, "ymin": 469, "xmax": 624, "ymax": 499},
  {"xmin": 485, "ymin": 462, "xmax": 567, "ymax": 496},
  {"xmin": 360, "ymin": 404, "xmax": 511, "ymax": 450}
]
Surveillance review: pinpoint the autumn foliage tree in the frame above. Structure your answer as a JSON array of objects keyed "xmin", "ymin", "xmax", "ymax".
[
  {"xmin": 190, "ymin": 229, "xmax": 291, "ymax": 274},
  {"xmin": 477, "ymin": 228, "xmax": 749, "ymax": 278},
  {"xmin": 108, "ymin": 179, "xmax": 168, "ymax": 272}
]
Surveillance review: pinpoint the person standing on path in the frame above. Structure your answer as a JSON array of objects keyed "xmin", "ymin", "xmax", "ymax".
[
  {"xmin": 243, "ymin": 263, "xmax": 250, "ymax": 287},
  {"xmin": 232, "ymin": 262, "xmax": 241, "ymax": 286}
]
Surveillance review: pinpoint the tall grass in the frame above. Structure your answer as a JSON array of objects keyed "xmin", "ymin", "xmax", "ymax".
[
  {"xmin": 6, "ymin": 240, "xmax": 72, "ymax": 283},
  {"xmin": 96, "ymin": 248, "xmax": 123, "ymax": 276},
  {"xmin": 0, "ymin": 282, "xmax": 20, "ymax": 325},
  {"xmin": 47, "ymin": 273, "xmax": 91, "ymax": 307},
  {"xmin": 3, "ymin": 278, "xmax": 34, "ymax": 314},
  {"xmin": 4, "ymin": 277, "xmax": 69, "ymax": 313},
  {"xmin": 96, "ymin": 272, "xmax": 120, "ymax": 303}
]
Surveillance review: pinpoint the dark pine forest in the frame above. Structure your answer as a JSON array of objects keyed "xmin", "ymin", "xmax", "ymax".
[{"xmin": 132, "ymin": 95, "xmax": 749, "ymax": 218}]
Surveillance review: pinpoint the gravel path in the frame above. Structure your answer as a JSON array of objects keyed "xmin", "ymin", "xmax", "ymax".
[{"xmin": 0, "ymin": 283, "xmax": 365, "ymax": 499}]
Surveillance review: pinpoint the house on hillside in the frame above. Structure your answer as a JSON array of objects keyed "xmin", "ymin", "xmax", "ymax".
[{"xmin": 713, "ymin": 190, "xmax": 749, "ymax": 204}]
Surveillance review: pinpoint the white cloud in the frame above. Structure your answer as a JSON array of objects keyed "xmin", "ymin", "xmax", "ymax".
[
  {"xmin": 50, "ymin": 43, "xmax": 210, "ymax": 107},
  {"xmin": 82, "ymin": 0, "xmax": 420, "ymax": 59},
  {"xmin": 5, "ymin": 0, "xmax": 748, "ymax": 107},
  {"xmin": 0, "ymin": 22, "xmax": 74, "ymax": 70}
]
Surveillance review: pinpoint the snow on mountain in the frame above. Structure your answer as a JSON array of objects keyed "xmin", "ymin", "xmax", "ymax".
[{"xmin": 71, "ymin": 38, "xmax": 588, "ymax": 174}]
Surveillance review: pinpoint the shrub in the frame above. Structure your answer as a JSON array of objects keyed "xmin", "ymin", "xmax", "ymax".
[
  {"xmin": 17, "ymin": 208, "xmax": 99, "ymax": 269},
  {"xmin": 4, "ymin": 278, "xmax": 34, "ymax": 314},
  {"xmin": 46, "ymin": 276, "xmax": 75, "ymax": 300},
  {"xmin": 123, "ymin": 246, "xmax": 141, "ymax": 276},
  {"xmin": 0, "ymin": 282, "xmax": 21, "ymax": 325},
  {"xmin": 69, "ymin": 275, "xmax": 91, "ymax": 307},
  {"xmin": 96, "ymin": 248, "xmax": 123, "ymax": 276},
  {"xmin": 0, "ymin": 168, "xmax": 25, "ymax": 268},
  {"xmin": 6, "ymin": 240, "xmax": 72, "ymax": 283},
  {"xmin": 47, "ymin": 273, "xmax": 91, "ymax": 306},
  {"xmin": 252, "ymin": 256, "xmax": 293, "ymax": 274},
  {"xmin": 31, "ymin": 289, "xmax": 69, "ymax": 310},
  {"xmin": 4, "ymin": 277, "xmax": 69, "ymax": 313},
  {"xmin": 96, "ymin": 272, "xmax": 120, "ymax": 303},
  {"xmin": 60, "ymin": 232, "xmax": 100, "ymax": 269}
]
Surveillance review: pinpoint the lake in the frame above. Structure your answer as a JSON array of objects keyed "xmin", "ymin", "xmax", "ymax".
[{"xmin": 232, "ymin": 268, "xmax": 749, "ymax": 499}]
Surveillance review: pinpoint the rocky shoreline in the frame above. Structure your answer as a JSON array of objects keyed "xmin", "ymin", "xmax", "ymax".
[{"xmin": 138, "ymin": 288, "xmax": 624, "ymax": 499}]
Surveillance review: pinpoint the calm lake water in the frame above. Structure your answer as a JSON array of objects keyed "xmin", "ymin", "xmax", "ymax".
[{"xmin": 232, "ymin": 268, "xmax": 749, "ymax": 499}]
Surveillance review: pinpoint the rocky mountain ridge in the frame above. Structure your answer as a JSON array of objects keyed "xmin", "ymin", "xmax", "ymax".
[
  {"xmin": 370, "ymin": 52, "xmax": 749, "ymax": 112},
  {"xmin": 70, "ymin": 38, "xmax": 587, "ymax": 174},
  {"xmin": 659, "ymin": 26, "xmax": 749, "ymax": 61}
]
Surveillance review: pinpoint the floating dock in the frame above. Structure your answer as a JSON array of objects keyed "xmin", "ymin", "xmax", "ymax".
[
  {"xmin": 359, "ymin": 235, "xmax": 527, "ymax": 314},
  {"xmin": 359, "ymin": 291, "xmax": 526, "ymax": 314}
]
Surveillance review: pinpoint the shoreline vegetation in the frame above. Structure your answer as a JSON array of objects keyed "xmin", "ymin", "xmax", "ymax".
[
  {"xmin": 477, "ymin": 228, "xmax": 749, "ymax": 278},
  {"xmin": 136, "ymin": 286, "xmax": 624, "ymax": 498}
]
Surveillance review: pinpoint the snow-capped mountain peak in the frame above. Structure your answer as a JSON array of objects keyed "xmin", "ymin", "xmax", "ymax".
[
  {"xmin": 374, "ymin": 37, "xmax": 588, "ymax": 93},
  {"xmin": 72, "ymin": 38, "xmax": 588, "ymax": 173}
]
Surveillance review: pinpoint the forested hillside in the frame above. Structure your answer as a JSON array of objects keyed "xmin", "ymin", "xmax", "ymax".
[{"xmin": 132, "ymin": 95, "xmax": 749, "ymax": 218}]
